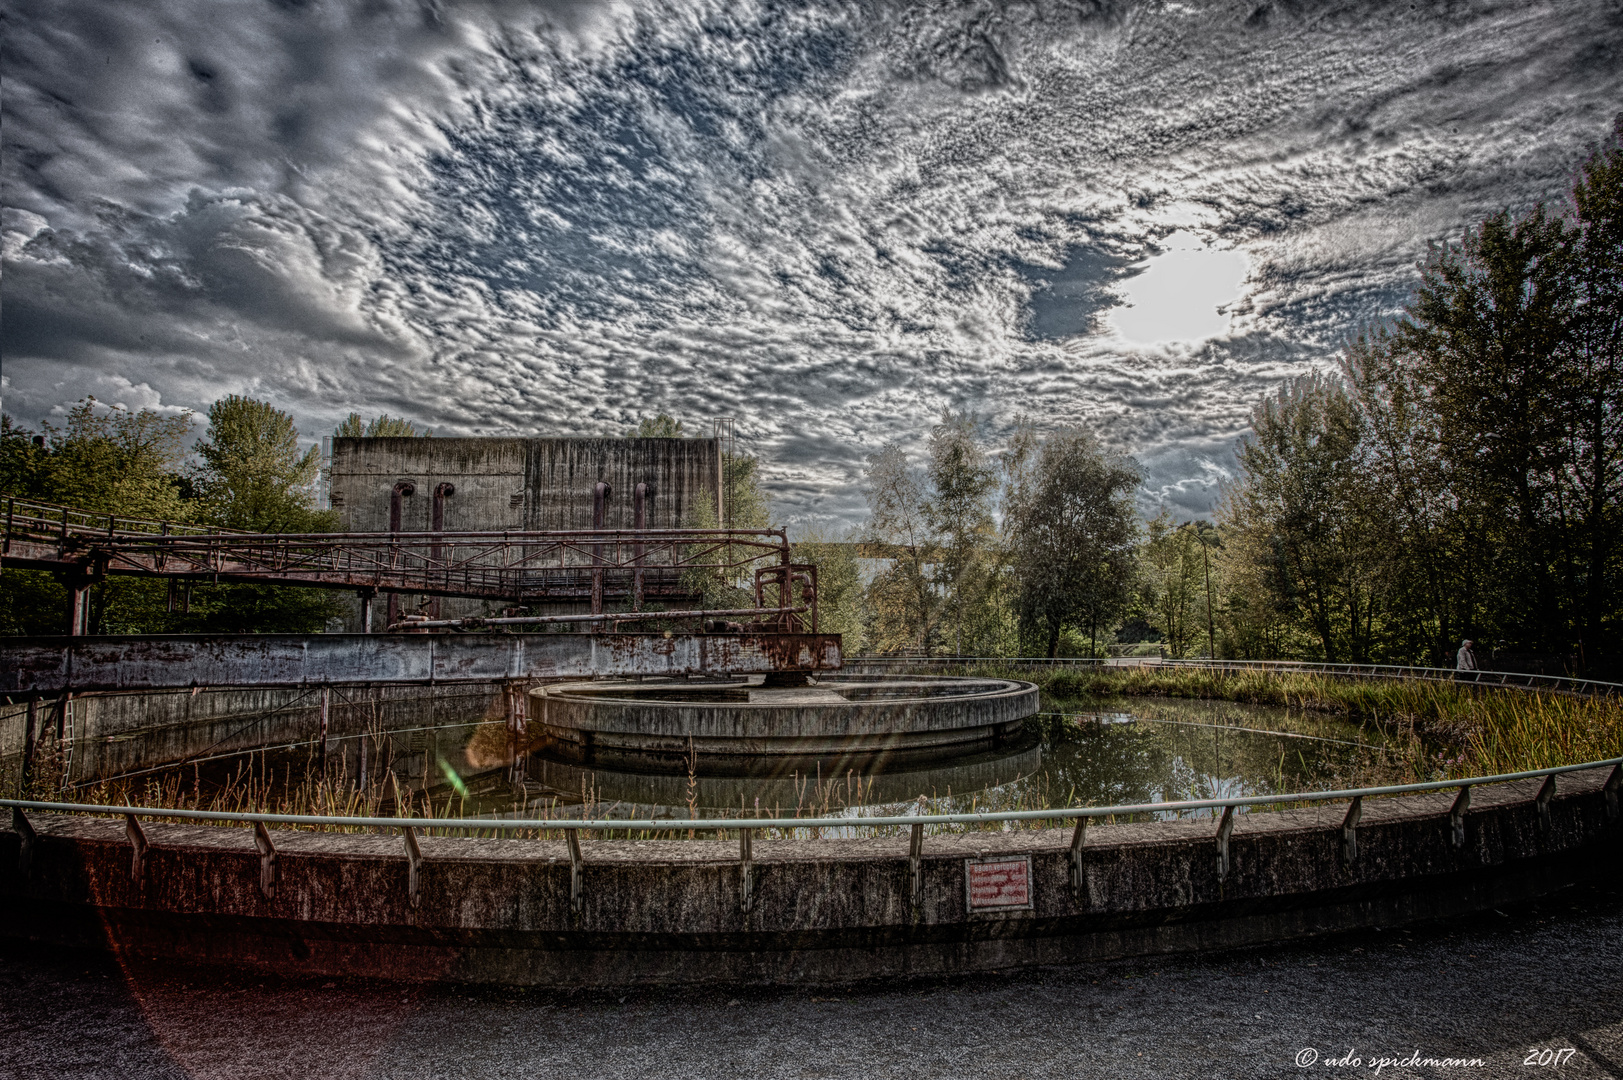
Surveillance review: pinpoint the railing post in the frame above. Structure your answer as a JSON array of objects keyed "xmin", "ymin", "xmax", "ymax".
[
  {"xmin": 1069, "ymin": 817, "xmax": 1088, "ymax": 902},
  {"xmin": 12, "ymin": 807, "xmax": 36, "ymax": 876},
  {"xmin": 125, "ymin": 814, "xmax": 148, "ymax": 883},
  {"xmin": 1341, "ymin": 796, "xmax": 1362, "ymax": 864},
  {"xmin": 1606, "ymin": 764, "xmax": 1621, "ymax": 821},
  {"xmin": 1536, "ymin": 774, "xmax": 1556, "ymax": 834},
  {"xmin": 253, "ymin": 820, "xmax": 279, "ymax": 899},
  {"xmin": 909, "ymin": 821, "xmax": 924, "ymax": 911},
  {"xmin": 566, "ymin": 828, "xmax": 584, "ymax": 913},
  {"xmin": 402, "ymin": 825, "xmax": 423, "ymax": 909},
  {"xmin": 1215, "ymin": 805, "xmax": 1235, "ymax": 882},
  {"xmin": 739, "ymin": 827, "xmax": 755, "ymax": 914},
  {"xmin": 1449, "ymin": 785, "xmax": 1471, "ymax": 849}
]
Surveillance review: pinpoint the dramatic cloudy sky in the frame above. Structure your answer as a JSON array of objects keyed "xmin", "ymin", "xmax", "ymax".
[{"xmin": 3, "ymin": 0, "xmax": 1620, "ymax": 529}]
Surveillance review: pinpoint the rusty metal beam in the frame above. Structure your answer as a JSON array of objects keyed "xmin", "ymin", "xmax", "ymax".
[{"xmin": 0, "ymin": 633, "xmax": 843, "ymax": 694}]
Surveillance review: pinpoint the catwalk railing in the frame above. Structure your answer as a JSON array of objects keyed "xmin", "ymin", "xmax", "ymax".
[{"xmin": 1, "ymin": 493, "xmax": 793, "ymax": 603}]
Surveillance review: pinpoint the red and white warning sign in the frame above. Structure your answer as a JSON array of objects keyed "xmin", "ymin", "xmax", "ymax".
[{"xmin": 965, "ymin": 855, "xmax": 1033, "ymax": 910}]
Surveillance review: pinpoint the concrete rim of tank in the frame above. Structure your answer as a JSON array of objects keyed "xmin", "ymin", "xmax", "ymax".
[{"xmin": 529, "ymin": 675, "xmax": 1040, "ymax": 756}]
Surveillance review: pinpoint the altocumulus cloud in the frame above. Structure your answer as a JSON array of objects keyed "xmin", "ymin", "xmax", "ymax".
[{"xmin": 4, "ymin": 0, "xmax": 1621, "ymax": 528}]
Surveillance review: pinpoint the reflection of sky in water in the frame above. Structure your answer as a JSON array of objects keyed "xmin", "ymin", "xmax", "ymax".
[
  {"xmin": 509, "ymin": 697, "xmax": 1389, "ymax": 825},
  {"xmin": 131, "ymin": 696, "xmax": 1391, "ymax": 832}
]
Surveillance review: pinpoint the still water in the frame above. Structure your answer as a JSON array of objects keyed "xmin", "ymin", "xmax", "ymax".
[
  {"xmin": 93, "ymin": 695, "xmax": 1394, "ymax": 824},
  {"xmin": 515, "ymin": 696, "xmax": 1391, "ymax": 822}
]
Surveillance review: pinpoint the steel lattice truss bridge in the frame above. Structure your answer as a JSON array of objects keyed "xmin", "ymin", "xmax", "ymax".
[{"xmin": 1, "ymin": 495, "xmax": 818, "ymax": 634}]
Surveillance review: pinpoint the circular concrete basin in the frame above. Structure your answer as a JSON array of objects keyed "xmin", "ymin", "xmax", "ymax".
[{"xmin": 529, "ymin": 675, "xmax": 1039, "ymax": 773}]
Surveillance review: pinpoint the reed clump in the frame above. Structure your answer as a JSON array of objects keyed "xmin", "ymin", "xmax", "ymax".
[{"xmin": 974, "ymin": 663, "xmax": 1623, "ymax": 778}]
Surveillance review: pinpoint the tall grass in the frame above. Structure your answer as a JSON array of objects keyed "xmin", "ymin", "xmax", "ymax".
[{"xmin": 972, "ymin": 663, "xmax": 1623, "ymax": 778}]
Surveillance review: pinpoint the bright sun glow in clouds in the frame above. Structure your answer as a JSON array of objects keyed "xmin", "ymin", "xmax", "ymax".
[{"xmin": 1108, "ymin": 231, "xmax": 1251, "ymax": 346}]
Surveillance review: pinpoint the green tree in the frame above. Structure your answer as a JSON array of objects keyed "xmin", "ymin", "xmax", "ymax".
[
  {"xmin": 184, "ymin": 397, "xmax": 342, "ymax": 632},
  {"xmin": 335, "ymin": 413, "xmax": 430, "ymax": 438},
  {"xmin": 1139, "ymin": 512, "xmax": 1205, "ymax": 658},
  {"xmin": 926, "ymin": 410, "xmax": 997, "ymax": 656},
  {"xmin": 682, "ymin": 447, "xmax": 773, "ymax": 611},
  {"xmin": 1003, "ymin": 425, "xmax": 1142, "ymax": 658},
  {"xmin": 791, "ymin": 528, "xmax": 867, "ymax": 653},
  {"xmin": 0, "ymin": 401, "xmax": 194, "ymax": 635},
  {"xmin": 627, "ymin": 414, "xmax": 685, "ymax": 438},
  {"xmin": 1398, "ymin": 206, "xmax": 1576, "ymax": 657},
  {"xmin": 1556, "ymin": 122, "xmax": 1623, "ymax": 670},
  {"xmin": 195, "ymin": 396, "xmax": 331, "ymax": 533},
  {"xmin": 1222, "ymin": 374, "xmax": 1390, "ymax": 662},
  {"xmin": 862, "ymin": 442, "xmax": 940, "ymax": 653}
]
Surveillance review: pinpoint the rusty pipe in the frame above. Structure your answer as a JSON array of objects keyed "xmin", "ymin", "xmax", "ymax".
[
  {"xmin": 591, "ymin": 482, "xmax": 611, "ymax": 615},
  {"xmin": 430, "ymin": 483, "xmax": 454, "ymax": 617},
  {"xmin": 388, "ymin": 482, "xmax": 415, "ymax": 627},
  {"xmin": 633, "ymin": 482, "xmax": 648, "ymax": 611},
  {"xmin": 389, "ymin": 481, "xmax": 416, "ymax": 533},
  {"xmin": 431, "ymin": 483, "xmax": 455, "ymax": 532}
]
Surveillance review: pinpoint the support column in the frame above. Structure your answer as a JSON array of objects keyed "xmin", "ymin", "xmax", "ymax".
[
  {"xmin": 67, "ymin": 576, "xmax": 91, "ymax": 636},
  {"xmin": 19, "ymin": 696, "xmax": 38, "ymax": 796},
  {"xmin": 318, "ymin": 685, "xmax": 331, "ymax": 771},
  {"xmin": 359, "ymin": 589, "xmax": 376, "ymax": 634}
]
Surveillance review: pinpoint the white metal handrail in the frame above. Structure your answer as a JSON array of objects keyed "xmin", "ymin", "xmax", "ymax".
[{"xmin": 6, "ymin": 756, "xmax": 1619, "ymax": 834}]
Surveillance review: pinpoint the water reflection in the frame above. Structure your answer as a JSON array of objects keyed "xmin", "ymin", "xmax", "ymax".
[
  {"xmin": 507, "ymin": 695, "xmax": 1388, "ymax": 821},
  {"xmin": 91, "ymin": 695, "xmax": 1392, "ymax": 823}
]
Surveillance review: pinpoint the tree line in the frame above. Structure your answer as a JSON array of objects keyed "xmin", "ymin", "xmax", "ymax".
[
  {"xmin": 801, "ymin": 123, "xmax": 1623, "ymax": 676},
  {"xmin": 789, "ymin": 412, "xmax": 1143, "ymax": 659},
  {"xmin": 1217, "ymin": 122, "xmax": 1623, "ymax": 675}
]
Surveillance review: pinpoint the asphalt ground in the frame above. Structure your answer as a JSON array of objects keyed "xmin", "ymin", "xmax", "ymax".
[{"xmin": 3, "ymin": 878, "xmax": 1621, "ymax": 1080}]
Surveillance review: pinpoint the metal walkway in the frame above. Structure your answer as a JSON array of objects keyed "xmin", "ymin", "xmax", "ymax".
[{"xmin": 1, "ymin": 494, "xmax": 792, "ymax": 606}]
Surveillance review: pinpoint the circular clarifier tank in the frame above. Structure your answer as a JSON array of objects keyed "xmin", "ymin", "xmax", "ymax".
[{"xmin": 529, "ymin": 675, "xmax": 1039, "ymax": 774}]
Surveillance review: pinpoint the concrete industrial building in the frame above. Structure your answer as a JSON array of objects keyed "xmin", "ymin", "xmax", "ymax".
[
  {"xmin": 327, "ymin": 436, "xmax": 724, "ymax": 534},
  {"xmin": 324, "ymin": 435, "xmax": 727, "ymax": 628}
]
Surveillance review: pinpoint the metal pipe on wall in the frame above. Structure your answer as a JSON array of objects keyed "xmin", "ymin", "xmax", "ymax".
[
  {"xmin": 591, "ymin": 481, "xmax": 611, "ymax": 615},
  {"xmin": 633, "ymin": 482, "xmax": 647, "ymax": 611},
  {"xmin": 388, "ymin": 482, "xmax": 415, "ymax": 628},
  {"xmin": 430, "ymin": 483, "xmax": 454, "ymax": 618}
]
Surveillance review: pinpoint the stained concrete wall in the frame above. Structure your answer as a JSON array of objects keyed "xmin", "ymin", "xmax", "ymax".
[
  {"xmin": 0, "ymin": 684, "xmax": 514, "ymax": 788},
  {"xmin": 328, "ymin": 436, "xmax": 722, "ymax": 534},
  {"xmin": 325, "ymin": 436, "xmax": 723, "ymax": 626},
  {"xmin": 2, "ymin": 766, "xmax": 1617, "ymax": 986},
  {"xmin": 534, "ymin": 678, "xmax": 1038, "ymax": 770}
]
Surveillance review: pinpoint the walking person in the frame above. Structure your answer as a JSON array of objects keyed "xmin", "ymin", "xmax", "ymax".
[{"xmin": 1456, "ymin": 639, "xmax": 1479, "ymax": 680}]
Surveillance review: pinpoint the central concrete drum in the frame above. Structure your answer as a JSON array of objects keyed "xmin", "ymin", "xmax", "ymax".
[{"xmin": 529, "ymin": 675, "xmax": 1039, "ymax": 774}]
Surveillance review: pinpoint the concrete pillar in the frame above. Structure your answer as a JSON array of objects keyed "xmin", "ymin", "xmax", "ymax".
[{"xmin": 67, "ymin": 577, "xmax": 91, "ymax": 636}]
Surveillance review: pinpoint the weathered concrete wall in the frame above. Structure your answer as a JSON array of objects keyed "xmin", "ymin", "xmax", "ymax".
[
  {"xmin": 533, "ymin": 677, "xmax": 1038, "ymax": 771},
  {"xmin": 57, "ymin": 685, "xmax": 508, "ymax": 784},
  {"xmin": 325, "ymin": 436, "xmax": 721, "ymax": 624},
  {"xmin": 328, "ymin": 436, "xmax": 721, "ymax": 534},
  {"xmin": 2, "ymin": 767, "xmax": 1617, "ymax": 986}
]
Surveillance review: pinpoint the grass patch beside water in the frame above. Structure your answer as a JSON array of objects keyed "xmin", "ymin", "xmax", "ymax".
[{"xmin": 966, "ymin": 663, "xmax": 1623, "ymax": 778}]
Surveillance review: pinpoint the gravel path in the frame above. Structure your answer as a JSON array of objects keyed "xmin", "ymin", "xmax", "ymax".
[{"xmin": 4, "ymin": 878, "xmax": 1621, "ymax": 1080}]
